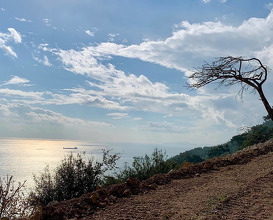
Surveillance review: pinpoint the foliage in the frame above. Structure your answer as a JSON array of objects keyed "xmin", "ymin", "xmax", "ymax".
[
  {"xmin": 110, "ymin": 149, "xmax": 176, "ymax": 182},
  {"xmin": 241, "ymin": 124, "xmax": 273, "ymax": 149},
  {"xmin": 170, "ymin": 151, "xmax": 204, "ymax": 165},
  {"xmin": 207, "ymin": 144, "xmax": 230, "ymax": 159},
  {"xmin": 32, "ymin": 150, "xmax": 120, "ymax": 205},
  {"xmin": 170, "ymin": 118, "xmax": 273, "ymax": 165},
  {"xmin": 0, "ymin": 175, "xmax": 36, "ymax": 218},
  {"xmin": 32, "ymin": 166, "xmax": 55, "ymax": 206}
]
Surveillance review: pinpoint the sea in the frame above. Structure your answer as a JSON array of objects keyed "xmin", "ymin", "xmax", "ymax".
[{"xmin": 0, "ymin": 138, "xmax": 189, "ymax": 189}]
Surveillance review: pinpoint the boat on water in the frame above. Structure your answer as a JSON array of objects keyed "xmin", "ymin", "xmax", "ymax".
[{"xmin": 63, "ymin": 147, "xmax": 78, "ymax": 150}]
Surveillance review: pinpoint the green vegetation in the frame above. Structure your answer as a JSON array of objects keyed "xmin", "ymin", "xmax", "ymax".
[
  {"xmin": 1, "ymin": 113, "xmax": 272, "ymax": 218},
  {"xmin": 31, "ymin": 150, "xmax": 120, "ymax": 205},
  {"xmin": 170, "ymin": 151, "xmax": 204, "ymax": 165},
  {"xmin": 31, "ymin": 148, "xmax": 175, "ymax": 205},
  {"xmin": 207, "ymin": 144, "xmax": 230, "ymax": 158},
  {"xmin": 206, "ymin": 194, "xmax": 229, "ymax": 211},
  {"xmin": 107, "ymin": 149, "xmax": 176, "ymax": 184},
  {"xmin": 240, "ymin": 122, "xmax": 273, "ymax": 149},
  {"xmin": 27, "ymin": 117, "xmax": 273, "ymax": 206},
  {"xmin": 169, "ymin": 118, "xmax": 273, "ymax": 164}
]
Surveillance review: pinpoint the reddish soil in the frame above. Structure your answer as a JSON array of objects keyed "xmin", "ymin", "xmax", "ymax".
[{"xmin": 84, "ymin": 151, "xmax": 273, "ymax": 219}]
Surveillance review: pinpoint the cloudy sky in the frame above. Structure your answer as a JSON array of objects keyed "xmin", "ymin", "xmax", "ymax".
[{"xmin": 1, "ymin": 0, "xmax": 273, "ymax": 146}]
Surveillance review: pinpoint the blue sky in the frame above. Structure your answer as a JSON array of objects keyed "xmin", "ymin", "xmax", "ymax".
[{"xmin": 1, "ymin": 0, "xmax": 273, "ymax": 146}]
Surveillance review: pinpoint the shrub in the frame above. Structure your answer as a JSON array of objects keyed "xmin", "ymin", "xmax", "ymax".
[
  {"xmin": 0, "ymin": 175, "xmax": 36, "ymax": 218},
  {"xmin": 115, "ymin": 148, "xmax": 176, "ymax": 181},
  {"xmin": 241, "ymin": 124, "xmax": 273, "ymax": 149},
  {"xmin": 32, "ymin": 150, "xmax": 120, "ymax": 205},
  {"xmin": 207, "ymin": 144, "xmax": 230, "ymax": 159}
]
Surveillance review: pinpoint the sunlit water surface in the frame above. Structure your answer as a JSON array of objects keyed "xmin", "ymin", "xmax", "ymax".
[{"xmin": 0, "ymin": 138, "xmax": 185, "ymax": 188}]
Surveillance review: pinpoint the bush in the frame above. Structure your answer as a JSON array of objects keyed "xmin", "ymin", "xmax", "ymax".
[
  {"xmin": 32, "ymin": 150, "xmax": 120, "ymax": 205},
  {"xmin": 0, "ymin": 175, "xmax": 36, "ymax": 218},
  {"xmin": 207, "ymin": 144, "xmax": 230, "ymax": 159},
  {"xmin": 241, "ymin": 124, "xmax": 273, "ymax": 149},
  {"xmin": 32, "ymin": 148, "xmax": 176, "ymax": 204},
  {"xmin": 114, "ymin": 148, "xmax": 176, "ymax": 181}
]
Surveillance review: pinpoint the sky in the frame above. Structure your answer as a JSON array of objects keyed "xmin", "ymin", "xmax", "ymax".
[{"xmin": 0, "ymin": 0, "xmax": 273, "ymax": 146}]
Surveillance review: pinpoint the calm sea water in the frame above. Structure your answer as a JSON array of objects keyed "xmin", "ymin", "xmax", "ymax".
[{"xmin": 0, "ymin": 138, "xmax": 187, "ymax": 188}]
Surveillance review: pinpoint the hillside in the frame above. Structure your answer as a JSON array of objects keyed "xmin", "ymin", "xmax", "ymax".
[
  {"xmin": 170, "ymin": 119, "xmax": 273, "ymax": 164},
  {"xmin": 41, "ymin": 139, "xmax": 273, "ymax": 219}
]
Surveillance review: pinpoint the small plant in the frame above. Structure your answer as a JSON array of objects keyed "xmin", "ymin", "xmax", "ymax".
[
  {"xmin": 206, "ymin": 194, "xmax": 229, "ymax": 211},
  {"xmin": 0, "ymin": 175, "xmax": 36, "ymax": 218},
  {"xmin": 217, "ymin": 194, "xmax": 228, "ymax": 202}
]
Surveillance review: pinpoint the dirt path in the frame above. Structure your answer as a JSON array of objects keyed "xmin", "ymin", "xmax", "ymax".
[{"xmin": 84, "ymin": 152, "xmax": 273, "ymax": 220}]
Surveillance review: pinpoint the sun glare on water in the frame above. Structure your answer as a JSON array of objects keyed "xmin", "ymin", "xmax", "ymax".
[{"xmin": 0, "ymin": 138, "xmax": 104, "ymax": 188}]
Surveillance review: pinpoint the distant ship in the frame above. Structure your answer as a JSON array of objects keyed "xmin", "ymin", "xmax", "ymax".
[{"xmin": 63, "ymin": 147, "xmax": 78, "ymax": 150}]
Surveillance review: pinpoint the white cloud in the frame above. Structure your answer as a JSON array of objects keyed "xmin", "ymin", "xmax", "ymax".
[
  {"xmin": 45, "ymin": 40, "xmax": 239, "ymax": 127},
  {"xmin": 2, "ymin": 76, "xmax": 30, "ymax": 86},
  {"xmin": 15, "ymin": 17, "xmax": 32, "ymax": 22},
  {"xmin": 106, "ymin": 112, "xmax": 129, "ymax": 119},
  {"xmin": 0, "ymin": 88, "xmax": 43, "ymax": 100},
  {"xmin": 0, "ymin": 39, "xmax": 17, "ymax": 57},
  {"xmin": 8, "ymin": 28, "xmax": 22, "ymax": 43},
  {"xmin": 42, "ymin": 18, "xmax": 52, "ymax": 27},
  {"xmin": 33, "ymin": 55, "xmax": 52, "ymax": 66},
  {"xmin": 26, "ymin": 107, "xmax": 113, "ymax": 128},
  {"xmin": 75, "ymin": 10, "xmax": 273, "ymax": 77},
  {"xmin": 46, "ymin": 89, "xmax": 126, "ymax": 110},
  {"xmin": 85, "ymin": 30, "xmax": 95, "ymax": 37},
  {"xmin": 0, "ymin": 103, "xmax": 114, "ymax": 140},
  {"xmin": 0, "ymin": 28, "xmax": 22, "ymax": 57},
  {"xmin": 139, "ymin": 121, "xmax": 186, "ymax": 133},
  {"xmin": 108, "ymin": 33, "xmax": 119, "ymax": 42},
  {"xmin": 0, "ymin": 103, "xmax": 13, "ymax": 118},
  {"xmin": 40, "ymin": 10, "xmax": 273, "ymax": 132}
]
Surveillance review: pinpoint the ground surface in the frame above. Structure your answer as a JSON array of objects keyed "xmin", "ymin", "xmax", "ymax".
[{"xmin": 83, "ymin": 152, "xmax": 273, "ymax": 220}]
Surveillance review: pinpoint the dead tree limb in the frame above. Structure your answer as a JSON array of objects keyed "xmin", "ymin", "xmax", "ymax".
[{"xmin": 188, "ymin": 56, "xmax": 273, "ymax": 120}]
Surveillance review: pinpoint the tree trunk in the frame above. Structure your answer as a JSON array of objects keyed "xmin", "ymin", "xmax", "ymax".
[{"xmin": 257, "ymin": 86, "xmax": 273, "ymax": 121}]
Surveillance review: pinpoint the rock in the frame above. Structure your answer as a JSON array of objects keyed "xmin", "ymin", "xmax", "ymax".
[
  {"xmin": 104, "ymin": 198, "xmax": 110, "ymax": 204},
  {"xmin": 90, "ymin": 192, "xmax": 100, "ymax": 204},
  {"xmin": 149, "ymin": 183, "xmax": 158, "ymax": 190},
  {"xmin": 127, "ymin": 178, "xmax": 141, "ymax": 187},
  {"xmin": 96, "ymin": 185, "xmax": 102, "ymax": 191},
  {"xmin": 146, "ymin": 174, "xmax": 171, "ymax": 185},
  {"xmin": 109, "ymin": 195, "xmax": 117, "ymax": 203},
  {"xmin": 122, "ymin": 188, "xmax": 132, "ymax": 196},
  {"xmin": 98, "ymin": 202, "xmax": 107, "ymax": 208},
  {"xmin": 126, "ymin": 178, "xmax": 141, "ymax": 194},
  {"xmin": 87, "ymin": 208, "xmax": 94, "ymax": 215},
  {"xmin": 108, "ymin": 183, "xmax": 128, "ymax": 198}
]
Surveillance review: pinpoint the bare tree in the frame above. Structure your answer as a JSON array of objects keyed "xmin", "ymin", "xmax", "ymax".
[{"xmin": 188, "ymin": 56, "xmax": 273, "ymax": 120}]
